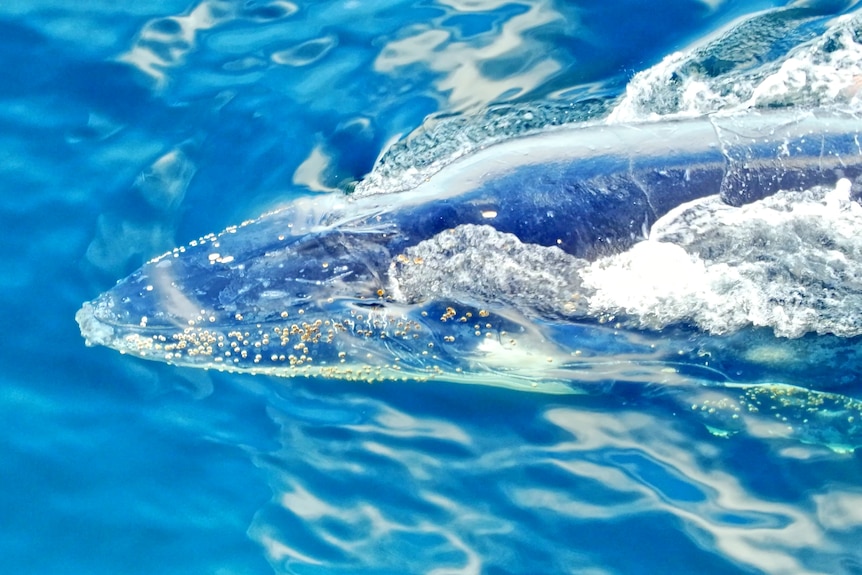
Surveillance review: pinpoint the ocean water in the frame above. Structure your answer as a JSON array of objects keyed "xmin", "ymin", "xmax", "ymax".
[{"xmin": 3, "ymin": 1, "xmax": 862, "ymax": 574}]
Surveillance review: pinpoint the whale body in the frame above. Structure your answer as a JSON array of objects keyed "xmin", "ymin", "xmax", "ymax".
[{"xmin": 77, "ymin": 109, "xmax": 862, "ymax": 447}]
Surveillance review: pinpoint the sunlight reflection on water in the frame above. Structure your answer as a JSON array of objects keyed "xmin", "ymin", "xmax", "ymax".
[{"xmin": 247, "ymin": 392, "xmax": 862, "ymax": 574}]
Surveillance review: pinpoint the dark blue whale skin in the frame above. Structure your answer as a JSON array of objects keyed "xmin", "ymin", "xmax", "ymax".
[{"xmin": 77, "ymin": 109, "xmax": 862, "ymax": 448}]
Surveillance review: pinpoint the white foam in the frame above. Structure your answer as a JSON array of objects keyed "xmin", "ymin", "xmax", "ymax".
[
  {"xmin": 609, "ymin": 12, "xmax": 862, "ymax": 122},
  {"xmin": 582, "ymin": 183, "xmax": 862, "ymax": 338},
  {"xmin": 580, "ymin": 241, "xmax": 750, "ymax": 334}
]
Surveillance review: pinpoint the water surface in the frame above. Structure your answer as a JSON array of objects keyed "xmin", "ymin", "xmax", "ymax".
[{"xmin": 2, "ymin": 1, "xmax": 862, "ymax": 573}]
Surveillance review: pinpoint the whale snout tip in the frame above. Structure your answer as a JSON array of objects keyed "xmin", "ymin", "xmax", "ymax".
[{"xmin": 75, "ymin": 301, "xmax": 116, "ymax": 348}]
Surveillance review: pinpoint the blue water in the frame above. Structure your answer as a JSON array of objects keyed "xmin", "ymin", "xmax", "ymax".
[{"xmin": 3, "ymin": 1, "xmax": 862, "ymax": 574}]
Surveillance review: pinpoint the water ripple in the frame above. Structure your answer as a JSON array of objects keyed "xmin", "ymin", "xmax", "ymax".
[
  {"xmin": 374, "ymin": 0, "xmax": 566, "ymax": 111},
  {"xmin": 247, "ymin": 390, "xmax": 862, "ymax": 574}
]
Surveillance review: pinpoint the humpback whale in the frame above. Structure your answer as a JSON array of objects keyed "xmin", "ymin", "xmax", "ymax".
[{"xmin": 77, "ymin": 108, "xmax": 862, "ymax": 448}]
